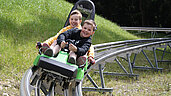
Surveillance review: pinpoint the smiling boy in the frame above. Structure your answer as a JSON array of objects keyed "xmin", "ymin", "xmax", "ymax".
[
  {"xmin": 52, "ymin": 19, "xmax": 96, "ymax": 64},
  {"xmin": 43, "ymin": 10, "xmax": 82, "ymax": 47}
]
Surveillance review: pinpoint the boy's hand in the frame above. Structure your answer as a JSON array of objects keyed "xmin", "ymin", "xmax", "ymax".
[
  {"xmin": 61, "ymin": 41, "xmax": 67, "ymax": 48},
  {"xmin": 88, "ymin": 56, "xmax": 95, "ymax": 65},
  {"xmin": 36, "ymin": 42, "xmax": 42, "ymax": 49},
  {"xmin": 69, "ymin": 43, "xmax": 77, "ymax": 52}
]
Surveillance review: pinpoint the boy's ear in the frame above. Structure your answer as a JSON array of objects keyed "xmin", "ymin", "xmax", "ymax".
[
  {"xmin": 79, "ymin": 20, "xmax": 82, "ymax": 24},
  {"xmin": 91, "ymin": 31, "xmax": 95, "ymax": 35},
  {"xmin": 69, "ymin": 18, "xmax": 71, "ymax": 23}
]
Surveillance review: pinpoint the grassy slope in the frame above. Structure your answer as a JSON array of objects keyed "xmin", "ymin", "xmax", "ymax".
[{"xmin": 0, "ymin": 0, "xmax": 170, "ymax": 95}]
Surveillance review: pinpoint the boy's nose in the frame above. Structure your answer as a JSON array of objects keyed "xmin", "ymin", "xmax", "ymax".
[{"xmin": 85, "ymin": 29, "xmax": 88, "ymax": 32}]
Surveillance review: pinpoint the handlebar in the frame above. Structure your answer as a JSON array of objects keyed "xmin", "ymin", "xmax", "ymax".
[
  {"xmin": 37, "ymin": 42, "xmax": 42, "ymax": 49},
  {"xmin": 62, "ymin": 39, "xmax": 75, "ymax": 52},
  {"xmin": 37, "ymin": 42, "xmax": 42, "ymax": 54}
]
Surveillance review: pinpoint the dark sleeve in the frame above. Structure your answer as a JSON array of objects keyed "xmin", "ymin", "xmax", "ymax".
[
  {"xmin": 76, "ymin": 39, "xmax": 92, "ymax": 56},
  {"xmin": 57, "ymin": 33, "xmax": 65, "ymax": 45},
  {"xmin": 57, "ymin": 28, "xmax": 77, "ymax": 45}
]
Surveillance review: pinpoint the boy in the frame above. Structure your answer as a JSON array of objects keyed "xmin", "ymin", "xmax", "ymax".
[
  {"xmin": 48, "ymin": 20, "xmax": 96, "ymax": 65},
  {"xmin": 37, "ymin": 10, "xmax": 95, "ymax": 64},
  {"xmin": 43, "ymin": 9, "xmax": 82, "ymax": 50}
]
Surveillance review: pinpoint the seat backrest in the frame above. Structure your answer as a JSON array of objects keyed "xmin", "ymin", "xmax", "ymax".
[{"xmin": 64, "ymin": 0, "xmax": 95, "ymax": 27}]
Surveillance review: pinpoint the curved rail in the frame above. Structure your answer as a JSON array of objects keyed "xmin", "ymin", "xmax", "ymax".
[
  {"xmin": 96, "ymin": 40, "xmax": 170, "ymax": 63},
  {"xmin": 121, "ymin": 27, "xmax": 171, "ymax": 38},
  {"xmin": 87, "ymin": 38, "xmax": 171, "ymax": 73},
  {"xmin": 82, "ymin": 38, "xmax": 171, "ymax": 93}
]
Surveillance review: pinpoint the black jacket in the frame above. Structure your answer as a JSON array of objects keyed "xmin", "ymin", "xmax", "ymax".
[{"xmin": 57, "ymin": 28, "xmax": 92, "ymax": 56}]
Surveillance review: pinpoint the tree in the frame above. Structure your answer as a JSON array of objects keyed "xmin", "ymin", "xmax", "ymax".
[{"xmin": 66, "ymin": 0, "xmax": 171, "ymax": 27}]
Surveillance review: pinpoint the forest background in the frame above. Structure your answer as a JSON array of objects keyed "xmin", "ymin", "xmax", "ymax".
[{"xmin": 67, "ymin": 0, "xmax": 171, "ymax": 27}]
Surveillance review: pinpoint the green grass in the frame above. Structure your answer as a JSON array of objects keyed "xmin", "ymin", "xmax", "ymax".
[{"xmin": 0, "ymin": 0, "xmax": 170, "ymax": 95}]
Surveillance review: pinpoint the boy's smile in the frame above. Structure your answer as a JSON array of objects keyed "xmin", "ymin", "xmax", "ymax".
[
  {"xmin": 69, "ymin": 14, "xmax": 81, "ymax": 28},
  {"xmin": 80, "ymin": 23, "xmax": 94, "ymax": 38}
]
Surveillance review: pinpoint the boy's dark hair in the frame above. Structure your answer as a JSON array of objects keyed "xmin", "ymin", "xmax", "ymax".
[
  {"xmin": 70, "ymin": 10, "xmax": 82, "ymax": 20},
  {"xmin": 84, "ymin": 20, "xmax": 96, "ymax": 31}
]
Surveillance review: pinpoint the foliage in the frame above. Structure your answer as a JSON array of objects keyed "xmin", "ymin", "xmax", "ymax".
[{"xmin": 67, "ymin": 0, "xmax": 171, "ymax": 27}]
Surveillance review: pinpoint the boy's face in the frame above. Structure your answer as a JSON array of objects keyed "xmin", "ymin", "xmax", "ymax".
[
  {"xmin": 69, "ymin": 14, "xmax": 82, "ymax": 28},
  {"xmin": 80, "ymin": 23, "xmax": 94, "ymax": 38}
]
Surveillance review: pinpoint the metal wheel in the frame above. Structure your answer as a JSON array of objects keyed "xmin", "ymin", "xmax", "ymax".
[
  {"xmin": 20, "ymin": 66, "xmax": 83, "ymax": 96},
  {"xmin": 20, "ymin": 67, "xmax": 55, "ymax": 96}
]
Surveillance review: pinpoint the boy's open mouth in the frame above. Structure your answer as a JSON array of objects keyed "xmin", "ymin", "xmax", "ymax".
[{"xmin": 71, "ymin": 23, "xmax": 77, "ymax": 27}]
